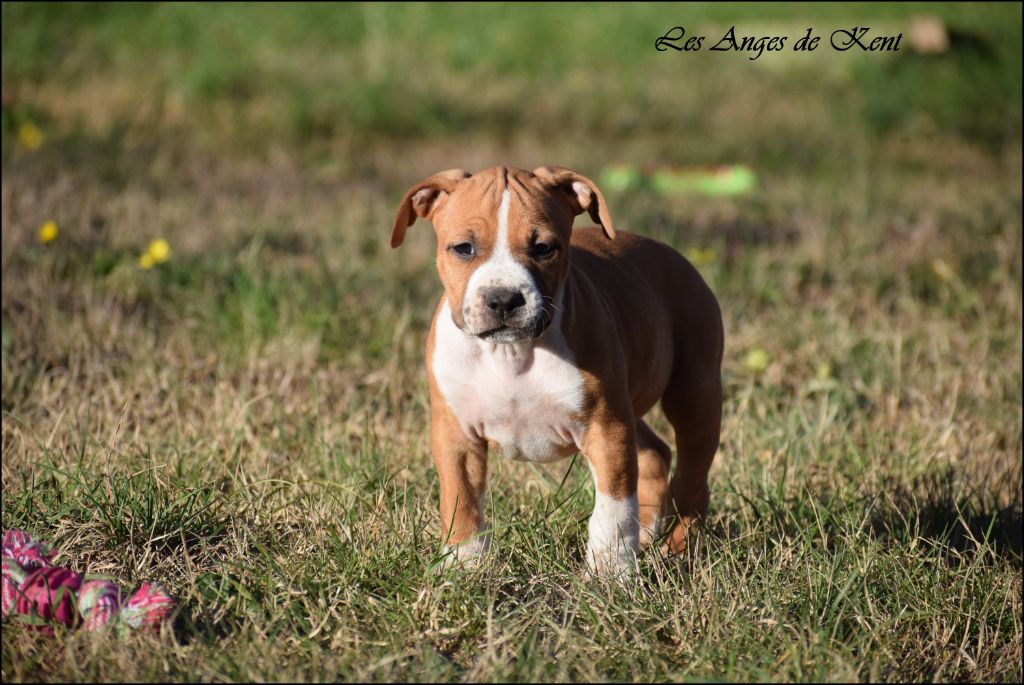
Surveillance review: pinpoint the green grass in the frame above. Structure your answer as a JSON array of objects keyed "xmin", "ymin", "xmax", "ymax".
[{"xmin": 2, "ymin": 2, "xmax": 1021, "ymax": 682}]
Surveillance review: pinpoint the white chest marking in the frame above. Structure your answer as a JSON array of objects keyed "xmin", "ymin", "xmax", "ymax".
[{"xmin": 431, "ymin": 302, "xmax": 585, "ymax": 462}]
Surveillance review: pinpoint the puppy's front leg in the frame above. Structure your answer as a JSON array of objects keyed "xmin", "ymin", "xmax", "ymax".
[
  {"xmin": 582, "ymin": 417, "xmax": 640, "ymax": 577},
  {"xmin": 431, "ymin": 406, "xmax": 489, "ymax": 567}
]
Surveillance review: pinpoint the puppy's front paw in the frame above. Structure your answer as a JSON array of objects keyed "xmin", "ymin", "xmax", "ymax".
[
  {"xmin": 583, "ymin": 544, "xmax": 637, "ymax": 581},
  {"xmin": 435, "ymin": 534, "xmax": 490, "ymax": 572},
  {"xmin": 584, "ymin": 491, "xmax": 640, "ymax": 580}
]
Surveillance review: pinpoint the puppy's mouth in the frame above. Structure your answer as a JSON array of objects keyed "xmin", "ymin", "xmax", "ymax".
[
  {"xmin": 476, "ymin": 314, "xmax": 551, "ymax": 343},
  {"xmin": 477, "ymin": 325, "xmax": 529, "ymax": 343}
]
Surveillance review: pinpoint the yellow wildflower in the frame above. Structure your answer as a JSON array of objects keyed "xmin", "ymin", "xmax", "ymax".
[
  {"xmin": 685, "ymin": 246, "xmax": 717, "ymax": 267},
  {"xmin": 146, "ymin": 239, "xmax": 171, "ymax": 264},
  {"xmin": 139, "ymin": 253, "xmax": 155, "ymax": 269},
  {"xmin": 37, "ymin": 220, "xmax": 58, "ymax": 244},
  {"xmin": 744, "ymin": 347, "xmax": 769, "ymax": 373},
  {"xmin": 18, "ymin": 122, "xmax": 44, "ymax": 150},
  {"xmin": 816, "ymin": 362, "xmax": 832, "ymax": 380},
  {"xmin": 930, "ymin": 257, "xmax": 956, "ymax": 283}
]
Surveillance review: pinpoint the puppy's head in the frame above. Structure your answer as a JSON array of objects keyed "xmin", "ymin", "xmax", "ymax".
[{"xmin": 391, "ymin": 166, "xmax": 614, "ymax": 343}]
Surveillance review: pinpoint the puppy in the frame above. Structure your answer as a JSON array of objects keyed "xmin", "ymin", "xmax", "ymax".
[{"xmin": 391, "ymin": 166, "xmax": 723, "ymax": 575}]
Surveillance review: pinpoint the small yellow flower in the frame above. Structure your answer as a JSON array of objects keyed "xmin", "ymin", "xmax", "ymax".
[
  {"xmin": 146, "ymin": 239, "xmax": 171, "ymax": 264},
  {"xmin": 930, "ymin": 257, "xmax": 956, "ymax": 283},
  {"xmin": 37, "ymin": 220, "xmax": 58, "ymax": 244},
  {"xmin": 744, "ymin": 347, "xmax": 769, "ymax": 373},
  {"xmin": 816, "ymin": 362, "xmax": 832, "ymax": 380},
  {"xmin": 18, "ymin": 122, "xmax": 44, "ymax": 150},
  {"xmin": 139, "ymin": 253, "xmax": 155, "ymax": 269},
  {"xmin": 685, "ymin": 246, "xmax": 717, "ymax": 267}
]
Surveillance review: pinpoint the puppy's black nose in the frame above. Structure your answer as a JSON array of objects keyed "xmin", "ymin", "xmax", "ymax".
[{"xmin": 485, "ymin": 288, "xmax": 527, "ymax": 319}]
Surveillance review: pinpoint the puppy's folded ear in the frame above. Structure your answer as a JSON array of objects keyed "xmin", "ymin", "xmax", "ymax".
[
  {"xmin": 532, "ymin": 166, "xmax": 615, "ymax": 239},
  {"xmin": 390, "ymin": 169, "xmax": 472, "ymax": 248}
]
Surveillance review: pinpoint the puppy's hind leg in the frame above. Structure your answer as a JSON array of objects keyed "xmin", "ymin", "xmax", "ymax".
[
  {"xmin": 636, "ymin": 419, "xmax": 671, "ymax": 549},
  {"xmin": 660, "ymin": 371, "xmax": 722, "ymax": 555}
]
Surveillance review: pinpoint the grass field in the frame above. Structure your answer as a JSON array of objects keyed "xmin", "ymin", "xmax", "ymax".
[{"xmin": 1, "ymin": 2, "xmax": 1021, "ymax": 682}]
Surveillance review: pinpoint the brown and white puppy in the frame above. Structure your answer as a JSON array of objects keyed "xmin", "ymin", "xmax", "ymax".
[{"xmin": 391, "ymin": 166, "xmax": 723, "ymax": 576}]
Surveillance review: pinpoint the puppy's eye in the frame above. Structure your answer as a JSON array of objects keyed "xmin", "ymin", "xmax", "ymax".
[
  {"xmin": 449, "ymin": 242, "xmax": 475, "ymax": 258},
  {"xmin": 530, "ymin": 242, "xmax": 557, "ymax": 260}
]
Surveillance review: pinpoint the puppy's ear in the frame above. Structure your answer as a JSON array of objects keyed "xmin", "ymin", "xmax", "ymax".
[
  {"xmin": 532, "ymin": 166, "xmax": 615, "ymax": 239},
  {"xmin": 390, "ymin": 169, "xmax": 472, "ymax": 248}
]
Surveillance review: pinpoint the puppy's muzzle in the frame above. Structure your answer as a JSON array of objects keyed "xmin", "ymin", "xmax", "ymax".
[{"xmin": 472, "ymin": 287, "xmax": 550, "ymax": 342}]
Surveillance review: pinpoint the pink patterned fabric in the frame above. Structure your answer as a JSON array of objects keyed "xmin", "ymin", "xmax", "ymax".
[
  {"xmin": 2, "ymin": 557, "xmax": 27, "ymax": 617},
  {"xmin": 1, "ymin": 529, "xmax": 176, "ymax": 634},
  {"xmin": 78, "ymin": 579, "xmax": 122, "ymax": 631},
  {"xmin": 121, "ymin": 582, "xmax": 176, "ymax": 630},
  {"xmin": 2, "ymin": 529, "xmax": 53, "ymax": 571},
  {"xmin": 15, "ymin": 566, "xmax": 83, "ymax": 634}
]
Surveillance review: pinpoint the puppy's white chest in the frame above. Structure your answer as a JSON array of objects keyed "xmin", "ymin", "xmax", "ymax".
[{"xmin": 431, "ymin": 303, "xmax": 585, "ymax": 462}]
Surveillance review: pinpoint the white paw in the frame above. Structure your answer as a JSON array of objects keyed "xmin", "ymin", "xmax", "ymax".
[
  {"xmin": 584, "ymin": 490, "xmax": 640, "ymax": 579},
  {"xmin": 436, "ymin": 533, "xmax": 490, "ymax": 571},
  {"xmin": 584, "ymin": 543, "xmax": 637, "ymax": 580}
]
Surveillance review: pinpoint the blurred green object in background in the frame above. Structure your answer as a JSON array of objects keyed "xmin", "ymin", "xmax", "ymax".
[
  {"xmin": 600, "ymin": 163, "xmax": 646, "ymax": 193},
  {"xmin": 602, "ymin": 163, "xmax": 758, "ymax": 197},
  {"xmin": 649, "ymin": 164, "xmax": 758, "ymax": 197}
]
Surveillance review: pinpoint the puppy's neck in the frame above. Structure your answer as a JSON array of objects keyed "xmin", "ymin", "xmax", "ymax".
[{"xmin": 479, "ymin": 339, "xmax": 536, "ymax": 374}]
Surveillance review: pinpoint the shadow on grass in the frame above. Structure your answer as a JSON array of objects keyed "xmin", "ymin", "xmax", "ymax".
[
  {"xmin": 698, "ymin": 465, "xmax": 1022, "ymax": 571},
  {"xmin": 868, "ymin": 469, "xmax": 1023, "ymax": 562}
]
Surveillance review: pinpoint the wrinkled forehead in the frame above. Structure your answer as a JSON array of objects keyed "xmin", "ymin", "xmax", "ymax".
[{"xmin": 435, "ymin": 169, "xmax": 566, "ymax": 237}]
